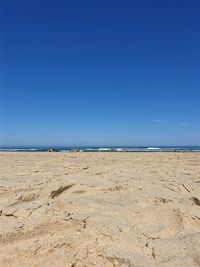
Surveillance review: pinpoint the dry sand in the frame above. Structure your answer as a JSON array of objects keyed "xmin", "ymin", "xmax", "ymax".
[{"xmin": 0, "ymin": 152, "xmax": 200, "ymax": 267}]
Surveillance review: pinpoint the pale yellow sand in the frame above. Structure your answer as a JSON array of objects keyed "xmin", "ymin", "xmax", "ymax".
[{"xmin": 0, "ymin": 152, "xmax": 200, "ymax": 267}]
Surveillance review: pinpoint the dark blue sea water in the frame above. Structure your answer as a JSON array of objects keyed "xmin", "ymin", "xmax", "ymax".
[{"xmin": 0, "ymin": 146, "xmax": 200, "ymax": 152}]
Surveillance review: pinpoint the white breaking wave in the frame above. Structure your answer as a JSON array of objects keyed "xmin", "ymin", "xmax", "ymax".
[{"xmin": 98, "ymin": 148, "xmax": 111, "ymax": 151}]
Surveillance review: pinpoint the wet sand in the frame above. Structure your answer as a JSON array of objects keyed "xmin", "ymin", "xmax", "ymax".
[{"xmin": 0, "ymin": 152, "xmax": 200, "ymax": 267}]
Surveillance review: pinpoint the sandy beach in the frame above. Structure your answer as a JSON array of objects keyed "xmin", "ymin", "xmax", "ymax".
[{"xmin": 0, "ymin": 152, "xmax": 200, "ymax": 267}]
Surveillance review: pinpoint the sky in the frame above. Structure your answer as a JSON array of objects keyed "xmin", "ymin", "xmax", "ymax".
[{"xmin": 0, "ymin": 0, "xmax": 200, "ymax": 147}]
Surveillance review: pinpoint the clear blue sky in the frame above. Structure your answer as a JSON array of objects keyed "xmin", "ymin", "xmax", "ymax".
[{"xmin": 0, "ymin": 0, "xmax": 200, "ymax": 146}]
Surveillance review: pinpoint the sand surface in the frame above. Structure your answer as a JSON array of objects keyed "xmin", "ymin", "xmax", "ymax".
[{"xmin": 0, "ymin": 152, "xmax": 200, "ymax": 267}]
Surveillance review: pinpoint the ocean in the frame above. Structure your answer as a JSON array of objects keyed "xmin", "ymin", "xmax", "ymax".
[{"xmin": 0, "ymin": 146, "xmax": 200, "ymax": 152}]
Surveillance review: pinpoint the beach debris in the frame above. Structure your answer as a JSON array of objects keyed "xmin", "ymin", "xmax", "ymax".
[
  {"xmin": 182, "ymin": 184, "xmax": 191, "ymax": 193},
  {"xmin": 83, "ymin": 216, "xmax": 89, "ymax": 229},
  {"xmin": 154, "ymin": 197, "xmax": 172, "ymax": 203},
  {"xmin": 82, "ymin": 166, "xmax": 89, "ymax": 170},
  {"xmin": 104, "ymin": 185, "xmax": 123, "ymax": 192},
  {"xmin": 152, "ymin": 247, "xmax": 156, "ymax": 259},
  {"xmin": 142, "ymin": 233, "xmax": 160, "ymax": 240},
  {"xmin": 50, "ymin": 184, "xmax": 74, "ymax": 198},
  {"xmin": 3, "ymin": 209, "xmax": 18, "ymax": 218},
  {"xmin": 66, "ymin": 164, "xmax": 88, "ymax": 171},
  {"xmin": 190, "ymin": 197, "xmax": 200, "ymax": 206}
]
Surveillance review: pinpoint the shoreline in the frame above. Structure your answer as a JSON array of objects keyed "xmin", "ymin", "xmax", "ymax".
[{"xmin": 0, "ymin": 150, "xmax": 200, "ymax": 153}]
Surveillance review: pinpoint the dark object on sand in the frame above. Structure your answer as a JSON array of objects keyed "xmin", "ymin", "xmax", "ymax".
[
  {"xmin": 182, "ymin": 184, "xmax": 190, "ymax": 193},
  {"xmin": 190, "ymin": 197, "xmax": 200, "ymax": 206},
  {"xmin": 50, "ymin": 184, "xmax": 74, "ymax": 198},
  {"xmin": 48, "ymin": 149, "xmax": 59, "ymax": 152}
]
